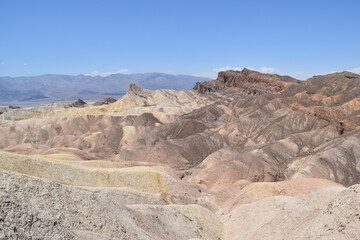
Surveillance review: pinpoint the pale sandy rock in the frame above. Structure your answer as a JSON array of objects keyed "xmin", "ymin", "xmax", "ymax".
[
  {"xmin": 219, "ymin": 178, "xmax": 343, "ymax": 213},
  {"xmin": 222, "ymin": 183, "xmax": 355, "ymax": 240},
  {"xmin": 290, "ymin": 184, "xmax": 360, "ymax": 240},
  {"xmin": 222, "ymin": 196, "xmax": 317, "ymax": 240},
  {"xmin": 0, "ymin": 169, "xmax": 222, "ymax": 240}
]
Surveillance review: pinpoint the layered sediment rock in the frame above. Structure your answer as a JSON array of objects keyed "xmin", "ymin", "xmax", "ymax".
[{"xmin": 1, "ymin": 68, "xmax": 360, "ymax": 239}]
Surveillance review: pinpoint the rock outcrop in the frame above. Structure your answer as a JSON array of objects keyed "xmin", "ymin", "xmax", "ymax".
[
  {"xmin": 194, "ymin": 68, "xmax": 300, "ymax": 95},
  {"xmin": 92, "ymin": 97, "xmax": 117, "ymax": 106}
]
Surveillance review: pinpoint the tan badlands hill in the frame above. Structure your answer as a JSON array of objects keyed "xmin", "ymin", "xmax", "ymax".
[{"xmin": 0, "ymin": 68, "xmax": 359, "ymax": 239}]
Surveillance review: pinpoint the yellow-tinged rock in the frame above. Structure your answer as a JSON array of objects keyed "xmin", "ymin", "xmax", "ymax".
[{"xmin": 0, "ymin": 151, "xmax": 171, "ymax": 194}]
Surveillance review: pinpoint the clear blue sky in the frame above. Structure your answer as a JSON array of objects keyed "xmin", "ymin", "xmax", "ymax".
[{"xmin": 1, "ymin": 0, "xmax": 359, "ymax": 79}]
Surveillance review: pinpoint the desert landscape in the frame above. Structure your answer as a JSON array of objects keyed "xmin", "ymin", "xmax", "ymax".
[
  {"xmin": 2, "ymin": 1, "xmax": 360, "ymax": 238},
  {"xmin": 1, "ymin": 68, "xmax": 359, "ymax": 239}
]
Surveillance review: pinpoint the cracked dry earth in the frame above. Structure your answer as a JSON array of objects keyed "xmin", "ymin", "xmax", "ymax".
[{"xmin": 1, "ymin": 68, "xmax": 360, "ymax": 239}]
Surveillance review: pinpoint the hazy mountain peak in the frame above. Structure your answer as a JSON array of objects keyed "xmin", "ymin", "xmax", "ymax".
[{"xmin": 0, "ymin": 72, "xmax": 210, "ymax": 103}]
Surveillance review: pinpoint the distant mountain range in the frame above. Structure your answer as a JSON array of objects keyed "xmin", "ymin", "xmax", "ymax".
[{"xmin": 0, "ymin": 73, "xmax": 210, "ymax": 102}]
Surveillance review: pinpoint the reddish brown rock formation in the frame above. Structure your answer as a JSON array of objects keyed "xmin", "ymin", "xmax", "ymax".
[{"xmin": 195, "ymin": 68, "xmax": 300, "ymax": 95}]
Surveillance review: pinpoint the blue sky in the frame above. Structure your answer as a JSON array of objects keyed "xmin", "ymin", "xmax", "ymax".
[{"xmin": 1, "ymin": 0, "xmax": 359, "ymax": 79}]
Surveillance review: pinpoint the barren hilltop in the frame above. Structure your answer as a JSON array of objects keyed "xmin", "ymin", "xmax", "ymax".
[{"xmin": 1, "ymin": 68, "xmax": 359, "ymax": 239}]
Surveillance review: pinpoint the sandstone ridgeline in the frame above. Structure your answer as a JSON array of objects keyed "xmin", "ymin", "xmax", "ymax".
[{"xmin": 0, "ymin": 68, "xmax": 359, "ymax": 239}]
